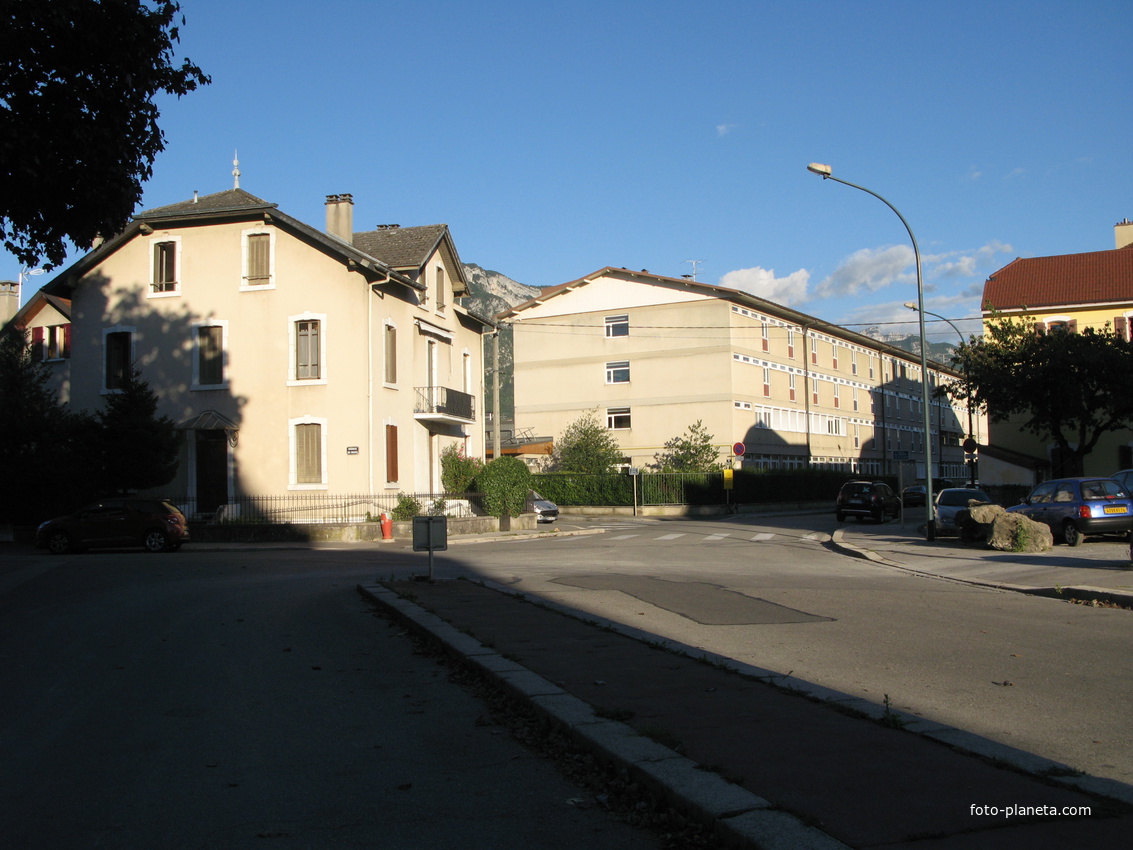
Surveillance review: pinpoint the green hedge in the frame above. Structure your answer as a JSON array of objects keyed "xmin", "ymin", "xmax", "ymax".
[{"xmin": 532, "ymin": 469, "xmax": 896, "ymax": 506}]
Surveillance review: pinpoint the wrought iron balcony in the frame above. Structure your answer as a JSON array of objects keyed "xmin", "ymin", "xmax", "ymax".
[{"xmin": 414, "ymin": 386, "xmax": 475, "ymax": 424}]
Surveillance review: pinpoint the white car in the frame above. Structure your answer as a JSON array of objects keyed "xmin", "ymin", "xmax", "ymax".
[
  {"xmin": 934, "ymin": 488, "xmax": 992, "ymax": 532},
  {"xmin": 526, "ymin": 490, "xmax": 559, "ymax": 522}
]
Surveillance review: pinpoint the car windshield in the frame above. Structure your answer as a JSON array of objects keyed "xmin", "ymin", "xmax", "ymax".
[
  {"xmin": 938, "ymin": 490, "xmax": 989, "ymax": 507},
  {"xmin": 843, "ymin": 483, "xmax": 872, "ymax": 495}
]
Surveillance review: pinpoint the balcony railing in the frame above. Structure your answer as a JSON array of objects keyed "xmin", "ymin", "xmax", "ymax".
[{"xmin": 414, "ymin": 386, "xmax": 475, "ymax": 422}]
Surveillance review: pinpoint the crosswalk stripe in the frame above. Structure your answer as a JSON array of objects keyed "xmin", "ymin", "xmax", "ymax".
[
  {"xmin": 609, "ymin": 534, "xmax": 640, "ymax": 540},
  {"xmin": 751, "ymin": 532, "xmax": 774, "ymax": 541},
  {"xmin": 656, "ymin": 533, "xmax": 685, "ymax": 540},
  {"xmin": 704, "ymin": 533, "xmax": 730, "ymax": 541}
]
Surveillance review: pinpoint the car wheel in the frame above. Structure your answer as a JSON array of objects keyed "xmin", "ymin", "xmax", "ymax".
[
  {"xmin": 46, "ymin": 530, "xmax": 72, "ymax": 555},
  {"xmin": 1062, "ymin": 521, "xmax": 1083, "ymax": 547},
  {"xmin": 143, "ymin": 529, "xmax": 169, "ymax": 553}
]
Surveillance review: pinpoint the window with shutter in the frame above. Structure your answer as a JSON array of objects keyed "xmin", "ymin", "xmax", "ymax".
[
  {"xmin": 385, "ymin": 425, "xmax": 399, "ymax": 482},
  {"xmin": 296, "ymin": 320, "xmax": 320, "ymax": 379},
  {"xmin": 296, "ymin": 423, "xmax": 322, "ymax": 484},
  {"xmin": 198, "ymin": 325, "xmax": 224, "ymax": 385},
  {"xmin": 247, "ymin": 233, "xmax": 270, "ymax": 283}
]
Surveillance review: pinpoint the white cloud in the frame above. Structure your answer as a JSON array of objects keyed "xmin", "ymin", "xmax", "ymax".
[
  {"xmin": 718, "ymin": 266, "xmax": 810, "ymax": 307},
  {"xmin": 814, "ymin": 245, "xmax": 914, "ymax": 299},
  {"xmin": 716, "ymin": 123, "xmax": 737, "ymax": 137}
]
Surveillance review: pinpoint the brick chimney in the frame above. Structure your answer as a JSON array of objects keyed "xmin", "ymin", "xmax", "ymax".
[
  {"xmin": 0, "ymin": 280, "xmax": 17, "ymax": 326},
  {"xmin": 325, "ymin": 194, "xmax": 354, "ymax": 243},
  {"xmin": 1116, "ymin": 218, "xmax": 1133, "ymax": 250}
]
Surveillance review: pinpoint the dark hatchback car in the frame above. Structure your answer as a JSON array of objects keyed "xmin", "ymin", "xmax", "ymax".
[
  {"xmin": 1006, "ymin": 477, "xmax": 1133, "ymax": 546},
  {"xmin": 836, "ymin": 480, "xmax": 901, "ymax": 523},
  {"xmin": 36, "ymin": 498, "xmax": 190, "ymax": 554}
]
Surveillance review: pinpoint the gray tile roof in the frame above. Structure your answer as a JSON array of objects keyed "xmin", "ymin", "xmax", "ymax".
[
  {"xmin": 352, "ymin": 225, "xmax": 447, "ymax": 270},
  {"xmin": 137, "ymin": 189, "xmax": 276, "ymax": 220}
]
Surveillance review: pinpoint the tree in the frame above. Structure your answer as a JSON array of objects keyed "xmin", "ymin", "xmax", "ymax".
[
  {"xmin": 652, "ymin": 421, "xmax": 722, "ymax": 472},
  {"xmin": 440, "ymin": 443, "xmax": 483, "ymax": 494},
  {"xmin": 549, "ymin": 410, "xmax": 625, "ymax": 474},
  {"xmin": 476, "ymin": 456, "xmax": 530, "ymax": 520},
  {"xmin": 96, "ymin": 365, "xmax": 183, "ymax": 493},
  {"xmin": 0, "ymin": 325, "xmax": 98, "ymax": 523},
  {"xmin": 0, "ymin": 1, "xmax": 210, "ymax": 267},
  {"xmin": 941, "ymin": 313, "xmax": 1133, "ymax": 476}
]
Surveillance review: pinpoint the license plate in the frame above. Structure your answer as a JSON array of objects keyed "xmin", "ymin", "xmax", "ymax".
[
  {"xmin": 847, "ymin": 499, "xmax": 863, "ymax": 505},
  {"xmin": 1103, "ymin": 505, "xmax": 1128, "ymax": 515}
]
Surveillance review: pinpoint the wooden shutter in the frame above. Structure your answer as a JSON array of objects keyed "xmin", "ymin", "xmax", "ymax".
[
  {"xmin": 62, "ymin": 324, "xmax": 72, "ymax": 358},
  {"xmin": 247, "ymin": 234, "xmax": 270, "ymax": 282},
  {"xmin": 296, "ymin": 320, "xmax": 320, "ymax": 379},
  {"xmin": 385, "ymin": 425, "xmax": 398, "ymax": 482},
  {"xmin": 31, "ymin": 326, "xmax": 44, "ymax": 361},
  {"xmin": 296, "ymin": 423, "xmax": 321, "ymax": 484}
]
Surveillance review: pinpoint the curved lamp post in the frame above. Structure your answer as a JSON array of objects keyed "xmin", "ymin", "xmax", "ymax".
[
  {"xmin": 807, "ymin": 163, "xmax": 935, "ymax": 540},
  {"xmin": 904, "ymin": 303, "xmax": 977, "ymax": 487}
]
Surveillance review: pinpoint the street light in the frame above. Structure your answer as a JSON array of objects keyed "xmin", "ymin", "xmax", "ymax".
[
  {"xmin": 904, "ymin": 303, "xmax": 977, "ymax": 487},
  {"xmin": 807, "ymin": 163, "xmax": 936, "ymax": 540}
]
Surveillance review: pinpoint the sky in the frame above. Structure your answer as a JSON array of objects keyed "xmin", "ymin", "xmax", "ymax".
[{"xmin": 7, "ymin": 0, "xmax": 1132, "ymax": 345}]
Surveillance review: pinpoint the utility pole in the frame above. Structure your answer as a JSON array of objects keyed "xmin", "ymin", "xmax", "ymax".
[{"xmin": 492, "ymin": 330, "xmax": 501, "ymax": 462}]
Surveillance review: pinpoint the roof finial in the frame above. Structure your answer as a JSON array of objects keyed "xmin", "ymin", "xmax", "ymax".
[{"xmin": 232, "ymin": 150, "xmax": 241, "ymax": 189}]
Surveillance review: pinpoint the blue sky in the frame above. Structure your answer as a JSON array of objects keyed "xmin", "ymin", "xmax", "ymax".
[{"xmin": 8, "ymin": 0, "xmax": 1131, "ymax": 344}]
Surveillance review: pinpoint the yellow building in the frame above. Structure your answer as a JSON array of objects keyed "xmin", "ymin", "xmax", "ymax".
[
  {"xmin": 980, "ymin": 220, "xmax": 1133, "ymax": 478},
  {"xmin": 502, "ymin": 267, "xmax": 983, "ymax": 480},
  {"xmin": 12, "ymin": 188, "xmax": 489, "ymax": 517}
]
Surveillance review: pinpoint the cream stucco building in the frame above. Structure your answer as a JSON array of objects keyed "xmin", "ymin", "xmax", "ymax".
[
  {"xmin": 13, "ymin": 188, "xmax": 490, "ymax": 517},
  {"xmin": 501, "ymin": 267, "xmax": 982, "ymax": 480}
]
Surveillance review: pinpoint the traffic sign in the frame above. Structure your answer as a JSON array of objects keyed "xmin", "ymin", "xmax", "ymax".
[{"xmin": 733, "ymin": 442, "xmax": 746, "ymax": 456}]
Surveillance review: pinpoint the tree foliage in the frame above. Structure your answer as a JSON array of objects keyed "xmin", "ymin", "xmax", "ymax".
[
  {"xmin": 0, "ymin": 1, "xmax": 210, "ymax": 267},
  {"xmin": 549, "ymin": 410, "xmax": 625, "ymax": 474},
  {"xmin": 476, "ymin": 456, "xmax": 530, "ymax": 518},
  {"xmin": 0, "ymin": 326, "xmax": 98, "ymax": 523},
  {"xmin": 96, "ymin": 365, "xmax": 183, "ymax": 493},
  {"xmin": 652, "ymin": 420, "xmax": 722, "ymax": 472},
  {"xmin": 941, "ymin": 313, "xmax": 1133, "ymax": 475}
]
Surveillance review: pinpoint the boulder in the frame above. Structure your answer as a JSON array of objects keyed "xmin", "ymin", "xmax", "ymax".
[
  {"xmin": 958, "ymin": 503, "xmax": 1001, "ymax": 543},
  {"xmin": 987, "ymin": 511, "xmax": 1053, "ymax": 553}
]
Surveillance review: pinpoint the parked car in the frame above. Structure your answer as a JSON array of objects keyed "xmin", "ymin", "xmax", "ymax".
[
  {"xmin": 1006, "ymin": 477, "xmax": 1133, "ymax": 546},
  {"xmin": 934, "ymin": 488, "xmax": 993, "ymax": 533},
  {"xmin": 835, "ymin": 481, "xmax": 901, "ymax": 523},
  {"xmin": 36, "ymin": 498, "xmax": 190, "ymax": 554},
  {"xmin": 526, "ymin": 490, "xmax": 559, "ymax": 522},
  {"xmin": 901, "ymin": 479, "xmax": 956, "ymax": 507},
  {"xmin": 1111, "ymin": 469, "xmax": 1133, "ymax": 492}
]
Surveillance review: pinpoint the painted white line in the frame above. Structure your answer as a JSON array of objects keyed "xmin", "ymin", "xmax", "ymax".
[
  {"xmin": 704, "ymin": 534, "xmax": 730, "ymax": 541},
  {"xmin": 609, "ymin": 534, "xmax": 640, "ymax": 540},
  {"xmin": 656, "ymin": 533, "xmax": 686, "ymax": 540},
  {"xmin": 751, "ymin": 533, "xmax": 775, "ymax": 541}
]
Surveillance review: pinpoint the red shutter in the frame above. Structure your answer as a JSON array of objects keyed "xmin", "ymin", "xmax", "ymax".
[
  {"xmin": 385, "ymin": 425, "xmax": 398, "ymax": 483},
  {"xmin": 31, "ymin": 327, "xmax": 44, "ymax": 361},
  {"xmin": 62, "ymin": 324, "xmax": 72, "ymax": 358}
]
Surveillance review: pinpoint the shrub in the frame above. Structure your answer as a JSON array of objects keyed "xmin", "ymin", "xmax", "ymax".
[
  {"xmin": 440, "ymin": 443, "xmax": 483, "ymax": 493},
  {"xmin": 477, "ymin": 456, "xmax": 531, "ymax": 518},
  {"xmin": 391, "ymin": 493, "xmax": 422, "ymax": 520}
]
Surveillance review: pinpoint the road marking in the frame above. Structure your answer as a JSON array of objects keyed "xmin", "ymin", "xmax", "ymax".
[
  {"xmin": 704, "ymin": 533, "xmax": 730, "ymax": 541},
  {"xmin": 751, "ymin": 533, "xmax": 775, "ymax": 541},
  {"xmin": 609, "ymin": 534, "xmax": 640, "ymax": 540},
  {"xmin": 657, "ymin": 533, "xmax": 685, "ymax": 540},
  {"xmin": 802, "ymin": 533, "xmax": 821, "ymax": 541}
]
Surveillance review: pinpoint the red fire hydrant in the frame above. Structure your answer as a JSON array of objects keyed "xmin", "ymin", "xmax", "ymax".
[{"xmin": 380, "ymin": 512, "xmax": 393, "ymax": 542}]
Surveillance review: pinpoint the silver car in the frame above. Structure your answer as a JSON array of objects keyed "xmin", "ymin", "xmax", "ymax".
[{"xmin": 934, "ymin": 488, "xmax": 992, "ymax": 533}]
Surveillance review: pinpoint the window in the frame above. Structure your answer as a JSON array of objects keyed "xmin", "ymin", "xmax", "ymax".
[
  {"xmin": 385, "ymin": 424, "xmax": 399, "ymax": 483},
  {"xmin": 761, "ymin": 322, "xmax": 769, "ymax": 352},
  {"xmin": 605, "ymin": 315, "xmax": 629, "ymax": 337},
  {"xmin": 291, "ymin": 419, "xmax": 326, "ymax": 487},
  {"xmin": 833, "ymin": 384, "xmax": 840, "ymax": 408},
  {"xmin": 789, "ymin": 373, "xmax": 796, "ymax": 402},
  {"xmin": 607, "ymin": 407, "xmax": 631, "ymax": 429},
  {"xmin": 606, "ymin": 360, "xmax": 630, "ymax": 383},
  {"xmin": 242, "ymin": 229, "xmax": 274, "ymax": 288},
  {"xmin": 435, "ymin": 266, "xmax": 446, "ymax": 310},
  {"xmin": 810, "ymin": 337, "xmax": 818, "ymax": 365},
  {"xmin": 296, "ymin": 320, "xmax": 320, "ymax": 379},
  {"xmin": 851, "ymin": 350, "xmax": 858, "ymax": 375},
  {"xmin": 194, "ymin": 322, "xmax": 226, "ymax": 388},
  {"xmin": 31, "ymin": 324, "xmax": 71, "ymax": 361},
  {"xmin": 762, "ymin": 367, "xmax": 771, "ymax": 397},
  {"xmin": 151, "ymin": 240, "xmax": 178, "ymax": 293},
  {"xmin": 831, "ymin": 343, "xmax": 838, "ymax": 369},
  {"xmin": 289, "ymin": 313, "xmax": 327, "ymax": 384},
  {"xmin": 384, "ymin": 322, "xmax": 397, "ymax": 384},
  {"xmin": 787, "ymin": 329, "xmax": 795, "ymax": 359},
  {"xmin": 103, "ymin": 328, "xmax": 134, "ymax": 391}
]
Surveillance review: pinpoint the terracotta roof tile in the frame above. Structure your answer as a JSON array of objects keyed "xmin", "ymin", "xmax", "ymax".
[{"xmin": 982, "ymin": 244, "xmax": 1133, "ymax": 312}]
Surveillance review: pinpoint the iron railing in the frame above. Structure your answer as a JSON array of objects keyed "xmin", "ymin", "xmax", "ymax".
[
  {"xmin": 172, "ymin": 492, "xmax": 480, "ymax": 524},
  {"xmin": 414, "ymin": 386, "xmax": 475, "ymax": 420}
]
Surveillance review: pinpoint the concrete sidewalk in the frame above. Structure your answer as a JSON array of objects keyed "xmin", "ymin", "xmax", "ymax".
[{"xmin": 359, "ymin": 575, "xmax": 1132, "ymax": 849}]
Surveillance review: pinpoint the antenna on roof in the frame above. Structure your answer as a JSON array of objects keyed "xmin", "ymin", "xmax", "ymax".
[
  {"xmin": 683, "ymin": 259, "xmax": 705, "ymax": 281},
  {"xmin": 232, "ymin": 150, "xmax": 241, "ymax": 189}
]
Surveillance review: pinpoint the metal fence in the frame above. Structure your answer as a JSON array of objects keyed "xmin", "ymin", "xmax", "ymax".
[{"xmin": 172, "ymin": 492, "xmax": 479, "ymax": 525}]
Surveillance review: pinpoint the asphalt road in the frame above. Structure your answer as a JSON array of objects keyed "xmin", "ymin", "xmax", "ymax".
[
  {"xmin": 439, "ymin": 514, "xmax": 1133, "ymax": 788},
  {"xmin": 0, "ymin": 549, "xmax": 660, "ymax": 849}
]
